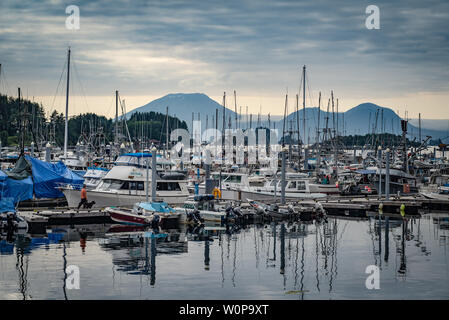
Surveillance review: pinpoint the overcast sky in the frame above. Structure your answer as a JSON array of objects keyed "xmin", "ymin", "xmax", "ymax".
[{"xmin": 0, "ymin": 0, "xmax": 448, "ymax": 119}]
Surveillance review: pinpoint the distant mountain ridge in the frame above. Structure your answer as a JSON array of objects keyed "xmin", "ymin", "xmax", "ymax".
[
  {"xmin": 125, "ymin": 93, "xmax": 237, "ymax": 132},
  {"xmin": 126, "ymin": 94, "xmax": 448, "ymax": 142},
  {"xmin": 276, "ymin": 102, "xmax": 447, "ymax": 143}
]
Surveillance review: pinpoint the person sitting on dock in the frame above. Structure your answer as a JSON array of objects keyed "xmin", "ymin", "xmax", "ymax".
[{"xmin": 77, "ymin": 185, "xmax": 88, "ymax": 209}]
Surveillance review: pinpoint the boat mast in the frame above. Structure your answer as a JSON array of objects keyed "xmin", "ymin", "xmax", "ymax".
[
  {"xmin": 331, "ymin": 91, "xmax": 338, "ymax": 177},
  {"xmin": 63, "ymin": 47, "xmax": 71, "ymax": 158},
  {"xmin": 296, "ymin": 93, "xmax": 300, "ymax": 157},
  {"xmin": 282, "ymin": 93, "xmax": 288, "ymax": 148},
  {"xmin": 234, "ymin": 90, "xmax": 238, "ymax": 129},
  {"xmin": 221, "ymin": 92, "xmax": 226, "ymax": 162},
  {"xmin": 165, "ymin": 106, "xmax": 169, "ymax": 156},
  {"xmin": 18, "ymin": 87, "xmax": 24, "ymax": 154},
  {"xmin": 302, "ymin": 66, "xmax": 306, "ymax": 147},
  {"xmin": 115, "ymin": 90, "xmax": 119, "ymax": 148},
  {"xmin": 316, "ymin": 92, "xmax": 321, "ymax": 177}
]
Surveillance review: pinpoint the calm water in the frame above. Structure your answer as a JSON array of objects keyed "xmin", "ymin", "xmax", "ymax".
[{"xmin": 0, "ymin": 214, "xmax": 448, "ymax": 300}]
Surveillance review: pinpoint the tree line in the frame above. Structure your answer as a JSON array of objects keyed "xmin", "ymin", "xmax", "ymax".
[{"xmin": 0, "ymin": 94, "xmax": 188, "ymax": 149}]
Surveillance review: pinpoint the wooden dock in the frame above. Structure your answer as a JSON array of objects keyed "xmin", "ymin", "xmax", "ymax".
[
  {"xmin": 18, "ymin": 211, "xmax": 49, "ymax": 234},
  {"xmin": 19, "ymin": 208, "xmax": 113, "ymax": 225}
]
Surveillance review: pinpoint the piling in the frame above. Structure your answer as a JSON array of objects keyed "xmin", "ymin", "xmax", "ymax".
[
  {"xmin": 280, "ymin": 223, "xmax": 285, "ymax": 274},
  {"xmin": 281, "ymin": 148, "xmax": 286, "ymax": 205},
  {"xmin": 204, "ymin": 239, "xmax": 210, "ymax": 270},
  {"xmin": 145, "ymin": 148, "xmax": 149, "ymax": 202},
  {"xmin": 378, "ymin": 146, "xmax": 382, "ymax": 199},
  {"xmin": 384, "ymin": 217, "xmax": 389, "ymax": 262},
  {"xmin": 204, "ymin": 148, "xmax": 214, "ymax": 194},
  {"xmin": 151, "ymin": 147, "xmax": 157, "ymax": 201},
  {"xmin": 150, "ymin": 237, "xmax": 156, "ymax": 285},
  {"xmin": 353, "ymin": 145, "xmax": 357, "ymax": 163},
  {"xmin": 385, "ymin": 148, "xmax": 390, "ymax": 200},
  {"xmin": 304, "ymin": 147, "xmax": 309, "ymax": 170},
  {"xmin": 45, "ymin": 142, "xmax": 51, "ymax": 162}
]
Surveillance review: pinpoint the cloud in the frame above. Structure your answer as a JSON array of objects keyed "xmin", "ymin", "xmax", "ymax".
[{"xmin": 0, "ymin": 0, "xmax": 448, "ymax": 116}]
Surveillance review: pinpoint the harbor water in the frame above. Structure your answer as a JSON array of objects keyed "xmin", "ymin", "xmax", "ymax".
[{"xmin": 0, "ymin": 214, "xmax": 448, "ymax": 300}]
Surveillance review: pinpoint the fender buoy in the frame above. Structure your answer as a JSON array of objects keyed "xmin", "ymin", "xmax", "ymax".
[
  {"xmin": 400, "ymin": 204, "xmax": 406, "ymax": 217},
  {"xmin": 212, "ymin": 188, "xmax": 221, "ymax": 199}
]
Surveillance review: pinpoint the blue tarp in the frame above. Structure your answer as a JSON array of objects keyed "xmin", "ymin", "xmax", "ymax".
[
  {"xmin": 0, "ymin": 171, "xmax": 33, "ymax": 211},
  {"xmin": 123, "ymin": 153, "xmax": 162, "ymax": 158},
  {"xmin": 138, "ymin": 202, "xmax": 175, "ymax": 213},
  {"xmin": 25, "ymin": 155, "xmax": 84, "ymax": 199}
]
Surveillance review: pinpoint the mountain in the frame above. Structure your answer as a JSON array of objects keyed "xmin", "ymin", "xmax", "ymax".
[
  {"xmin": 277, "ymin": 102, "xmax": 448, "ymax": 143},
  {"xmin": 125, "ymin": 93, "xmax": 237, "ymax": 132},
  {"xmin": 126, "ymin": 94, "xmax": 448, "ymax": 143}
]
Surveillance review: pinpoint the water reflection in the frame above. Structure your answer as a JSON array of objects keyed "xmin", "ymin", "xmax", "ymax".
[
  {"xmin": 98, "ymin": 225, "xmax": 187, "ymax": 280},
  {"xmin": 0, "ymin": 213, "xmax": 448, "ymax": 299}
]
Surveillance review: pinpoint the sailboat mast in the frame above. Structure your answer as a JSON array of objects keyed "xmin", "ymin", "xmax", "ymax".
[
  {"xmin": 296, "ymin": 93, "xmax": 300, "ymax": 151},
  {"xmin": 234, "ymin": 90, "xmax": 238, "ymax": 129},
  {"xmin": 64, "ymin": 47, "xmax": 71, "ymax": 158},
  {"xmin": 302, "ymin": 65, "xmax": 306, "ymax": 146},
  {"xmin": 282, "ymin": 93, "xmax": 288, "ymax": 147},
  {"xmin": 222, "ymin": 92, "xmax": 226, "ymax": 162},
  {"xmin": 115, "ymin": 90, "xmax": 119, "ymax": 147},
  {"xmin": 166, "ymin": 106, "xmax": 169, "ymax": 155},
  {"xmin": 316, "ymin": 92, "xmax": 321, "ymax": 177},
  {"xmin": 317, "ymin": 92, "xmax": 321, "ymax": 145}
]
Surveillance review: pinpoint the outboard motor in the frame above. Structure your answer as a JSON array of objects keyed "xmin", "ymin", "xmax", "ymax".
[
  {"xmin": 193, "ymin": 210, "xmax": 204, "ymax": 223},
  {"xmin": 187, "ymin": 210, "xmax": 204, "ymax": 224},
  {"xmin": 6, "ymin": 213, "xmax": 15, "ymax": 231},
  {"xmin": 225, "ymin": 207, "xmax": 234, "ymax": 219},
  {"xmin": 232, "ymin": 207, "xmax": 243, "ymax": 218},
  {"xmin": 151, "ymin": 214, "xmax": 161, "ymax": 229}
]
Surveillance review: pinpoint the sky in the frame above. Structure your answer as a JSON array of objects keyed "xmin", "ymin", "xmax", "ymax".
[{"xmin": 0, "ymin": 0, "xmax": 448, "ymax": 119}]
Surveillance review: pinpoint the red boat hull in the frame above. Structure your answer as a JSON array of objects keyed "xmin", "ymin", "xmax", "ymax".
[{"xmin": 108, "ymin": 209, "xmax": 149, "ymax": 226}]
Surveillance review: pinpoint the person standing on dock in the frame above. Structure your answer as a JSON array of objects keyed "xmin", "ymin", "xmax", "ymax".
[{"xmin": 77, "ymin": 184, "xmax": 88, "ymax": 209}]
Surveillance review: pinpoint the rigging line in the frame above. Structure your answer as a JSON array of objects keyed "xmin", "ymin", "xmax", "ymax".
[
  {"xmin": 298, "ymin": 73, "xmax": 303, "ymax": 139},
  {"xmin": 71, "ymin": 56, "xmax": 90, "ymax": 114},
  {"xmin": 0, "ymin": 66, "xmax": 12, "ymax": 96},
  {"xmin": 305, "ymin": 71, "xmax": 317, "ymax": 132},
  {"xmin": 50, "ymin": 59, "xmax": 67, "ymax": 112},
  {"xmin": 105, "ymin": 94, "xmax": 115, "ymax": 121}
]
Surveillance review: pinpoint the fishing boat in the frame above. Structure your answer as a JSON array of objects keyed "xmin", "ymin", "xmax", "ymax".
[
  {"xmin": 238, "ymin": 173, "xmax": 333, "ymax": 201},
  {"xmin": 106, "ymin": 201, "xmax": 180, "ymax": 226},
  {"xmin": 59, "ymin": 153, "xmax": 88, "ymax": 176},
  {"xmin": 62, "ymin": 153, "xmax": 189, "ymax": 208},
  {"xmin": 175, "ymin": 194, "xmax": 229, "ymax": 223},
  {"xmin": 421, "ymin": 184, "xmax": 449, "ymax": 200},
  {"xmin": 194, "ymin": 172, "xmax": 254, "ymax": 200},
  {"xmin": 420, "ymin": 166, "xmax": 449, "ymax": 200},
  {"xmin": 83, "ymin": 166, "xmax": 109, "ymax": 190}
]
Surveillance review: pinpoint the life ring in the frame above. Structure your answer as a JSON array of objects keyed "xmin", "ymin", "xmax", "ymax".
[{"xmin": 212, "ymin": 188, "xmax": 221, "ymax": 199}]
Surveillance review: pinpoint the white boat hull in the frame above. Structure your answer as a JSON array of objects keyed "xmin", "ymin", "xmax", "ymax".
[
  {"xmin": 420, "ymin": 192, "xmax": 449, "ymax": 201},
  {"xmin": 63, "ymin": 189, "xmax": 189, "ymax": 208},
  {"xmin": 238, "ymin": 189, "xmax": 327, "ymax": 202}
]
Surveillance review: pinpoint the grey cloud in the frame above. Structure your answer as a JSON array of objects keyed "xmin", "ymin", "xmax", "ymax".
[{"xmin": 0, "ymin": 0, "xmax": 448, "ymax": 99}]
